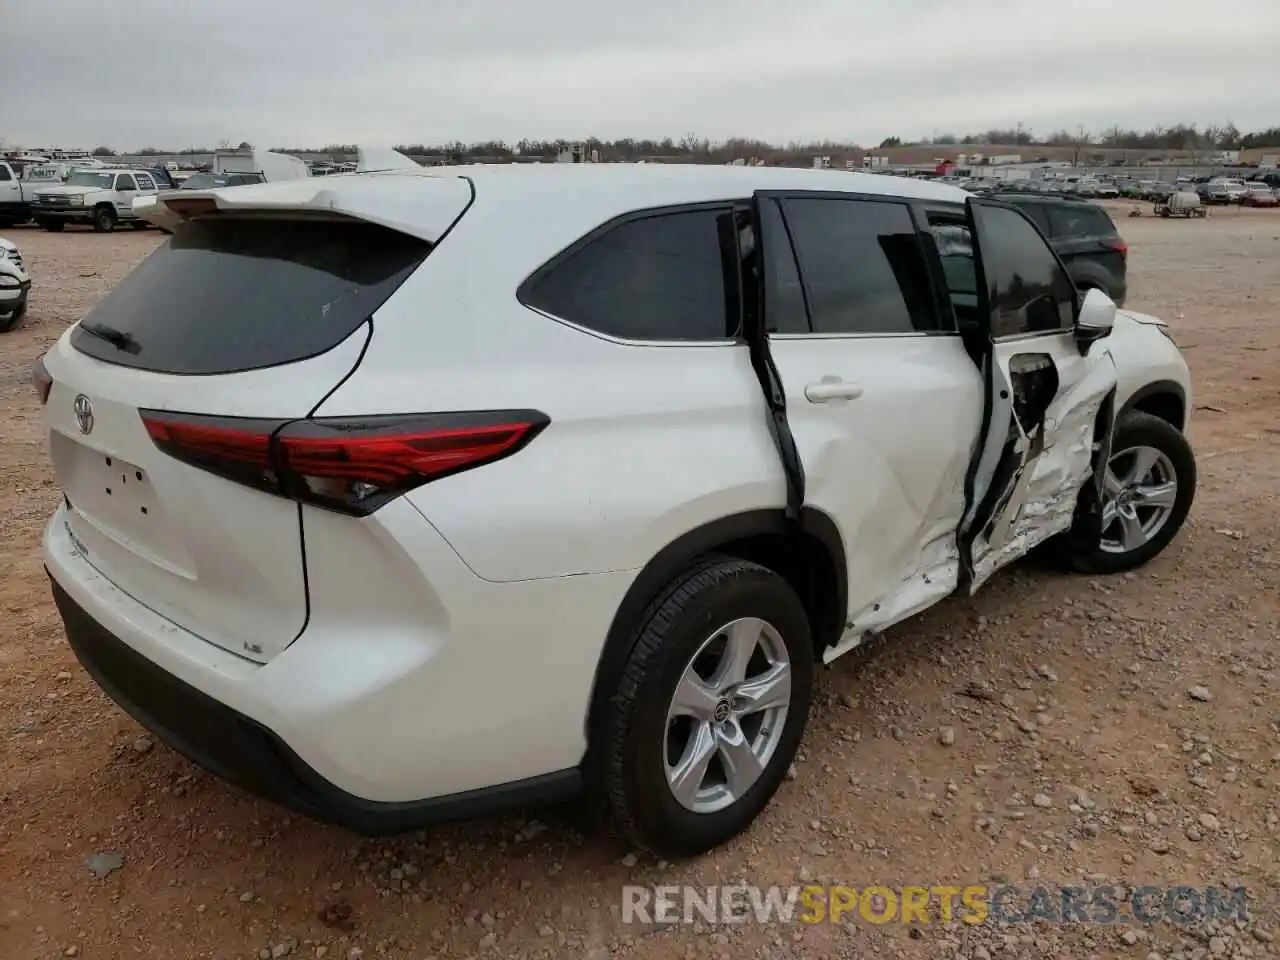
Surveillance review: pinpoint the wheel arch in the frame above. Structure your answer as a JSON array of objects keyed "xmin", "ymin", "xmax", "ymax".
[
  {"xmin": 584, "ymin": 507, "xmax": 846, "ymax": 741},
  {"xmin": 1120, "ymin": 380, "xmax": 1186, "ymax": 432}
]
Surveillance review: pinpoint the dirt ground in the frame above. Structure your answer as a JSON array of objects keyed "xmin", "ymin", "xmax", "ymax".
[{"xmin": 0, "ymin": 206, "xmax": 1277, "ymax": 960}]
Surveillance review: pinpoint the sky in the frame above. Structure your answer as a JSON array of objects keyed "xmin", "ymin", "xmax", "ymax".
[{"xmin": 4, "ymin": 0, "xmax": 1279, "ymax": 151}]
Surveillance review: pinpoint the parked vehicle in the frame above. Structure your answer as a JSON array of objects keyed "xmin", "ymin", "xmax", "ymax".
[
  {"xmin": 31, "ymin": 168, "xmax": 161, "ymax": 232},
  {"xmin": 38, "ymin": 166, "xmax": 1196, "ymax": 857},
  {"xmin": 1239, "ymin": 183, "xmax": 1278, "ymax": 207},
  {"xmin": 1145, "ymin": 182, "xmax": 1176, "ymax": 201},
  {"xmin": 0, "ymin": 161, "xmax": 41, "ymax": 226},
  {"xmin": 1199, "ymin": 179, "xmax": 1247, "ymax": 204},
  {"xmin": 1155, "ymin": 191, "xmax": 1207, "ymax": 218},
  {"xmin": 133, "ymin": 150, "xmax": 310, "ymax": 229},
  {"xmin": 985, "ymin": 194, "xmax": 1128, "ymax": 305},
  {"xmin": 0, "ymin": 236, "xmax": 30, "ymax": 332}
]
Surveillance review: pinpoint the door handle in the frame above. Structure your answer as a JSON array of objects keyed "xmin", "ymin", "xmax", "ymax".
[{"xmin": 804, "ymin": 379, "xmax": 864, "ymax": 403}]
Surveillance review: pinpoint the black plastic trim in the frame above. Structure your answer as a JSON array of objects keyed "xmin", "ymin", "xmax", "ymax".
[
  {"xmin": 743, "ymin": 199, "xmax": 805, "ymax": 521},
  {"xmin": 1119, "ymin": 380, "xmax": 1187, "ymax": 430},
  {"xmin": 49, "ymin": 574, "xmax": 580, "ymax": 834}
]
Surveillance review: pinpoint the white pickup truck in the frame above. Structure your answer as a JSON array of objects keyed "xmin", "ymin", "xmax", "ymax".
[
  {"xmin": 30, "ymin": 168, "xmax": 161, "ymax": 232},
  {"xmin": 0, "ymin": 161, "xmax": 40, "ymax": 226}
]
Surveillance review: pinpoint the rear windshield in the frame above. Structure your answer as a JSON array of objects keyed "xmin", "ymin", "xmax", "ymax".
[{"xmin": 70, "ymin": 217, "xmax": 430, "ymax": 375}]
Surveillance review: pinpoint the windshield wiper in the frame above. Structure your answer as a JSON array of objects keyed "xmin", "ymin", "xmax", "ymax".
[{"xmin": 80, "ymin": 322, "xmax": 141, "ymax": 354}]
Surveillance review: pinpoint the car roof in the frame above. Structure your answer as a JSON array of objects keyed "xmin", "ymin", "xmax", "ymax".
[{"xmin": 421, "ymin": 163, "xmax": 971, "ymax": 241}]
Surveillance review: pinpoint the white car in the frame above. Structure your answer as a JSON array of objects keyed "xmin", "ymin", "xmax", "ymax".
[
  {"xmin": 0, "ymin": 236, "xmax": 30, "ymax": 331},
  {"xmin": 36, "ymin": 166, "xmax": 1195, "ymax": 858}
]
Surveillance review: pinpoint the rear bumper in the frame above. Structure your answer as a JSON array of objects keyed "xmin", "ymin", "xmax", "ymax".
[
  {"xmin": 49, "ymin": 576, "xmax": 578, "ymax": 832},
  {"xmin": 43, "ymin": 502, "xmax": 636, "ymax": 832}
]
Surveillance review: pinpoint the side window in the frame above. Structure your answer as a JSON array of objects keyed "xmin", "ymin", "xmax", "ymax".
[
  {"xmin": 1048, "ymin": 205, "xmax": 1110, "ymax": 238},
  {"xmin": 780, "ymin": 197, "xmax": 941, "ymax": 334},
  {"xmin": 971, "ymin": 203, "xmax": 1076, "ymax": 337},
  {"xmin": 136, "ymin": 174, "xmax": 156, "ymax": 191},
  {"xmin": 521, "ymin": 208, "xmax": 736, "ymax": 341},
  {"xmin": 115, "ymin": 174, "xmax": 138, "ymax": 191},
  {"xmin": 0, "ymin": 166, "xmax": 11, "ymax": 182},
  {"xmin": 1017, "ymin": 201, "xmax": 1053, "ymax": 237},
  {"xmin": 757, "ymin": 198, "xmax": 809, "ymax": 334},
  {"xmin": 926, "ymin": 216, "xmax": 981, "ymax": 330}
]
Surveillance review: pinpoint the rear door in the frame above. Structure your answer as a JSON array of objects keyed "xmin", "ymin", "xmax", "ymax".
[
  {"xmin": 750, "ymin": 191, "xmax": 985, "ymax": 638},
  {"xmin": 948, "ymin": 199, "xmax": 1119, "ymax": 591},
  {"xmin": 43, "ymin": 210, "xmax": 447, "ymax": 661}
]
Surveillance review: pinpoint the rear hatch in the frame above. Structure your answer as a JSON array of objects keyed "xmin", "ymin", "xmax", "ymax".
[{"xmin": 43, "ymin": 177, "xmax": 470, "ymax": 661}]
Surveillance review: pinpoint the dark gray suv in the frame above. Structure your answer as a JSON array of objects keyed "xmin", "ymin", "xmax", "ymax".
[{"xmin": 989, "ymin": 194, "xmax": 1128, "ymax": 307}]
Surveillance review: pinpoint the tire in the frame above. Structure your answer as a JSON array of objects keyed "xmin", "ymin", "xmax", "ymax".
[
  {"xmin": 40, "ymin": 219, "xmax": 65, "ymax": 232},
  {"xmin": 1054, "ymin": 410, "xmax": 1196, "ymax": 575},
  {"xmin": 93, "ymin": 206, "xmax": 117, "ymax": 233},
  {"xmin": 599, "ymin": 557, "xmax": 813, "ymax": 858},
  {"xmin": 0, "ymin": 297, "xmax": 25, "ymax": 332}
]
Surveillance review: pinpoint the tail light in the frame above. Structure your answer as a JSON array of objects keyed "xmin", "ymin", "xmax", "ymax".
[
  {"xmin": 139, "ymin": 409, "xmax": 549, "ymax": 516},
  {"xmin": 1102, "ymin": 238, "xmax": 1128, "ymax": 259},
  {"xmin": 32, "ymin": 355, "xmax": 52, "ymax": 404}
]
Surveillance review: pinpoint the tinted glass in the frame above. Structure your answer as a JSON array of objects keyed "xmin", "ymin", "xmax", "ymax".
[
  {"xmin": 70, "ymin": 218, "xmax": 430, "ymax": 374},
  {"xmin": 116, "ymin": 174, "xmax": 138, "ymax": 190},
  {"xmin": 522, "ymin": 209, "xmax": 734, "ymax": 340},
  {"xmin": 927, "ymin": 217, "xmax": 981, "ymax": 329},
  {"xmin": 758, "ymin": 198, "xmax": 809, "ymax": 334},
  {"xmin": 1012, "ymin": 200, "xmax": 1053, "ymax": 236},
  {"xmin": 781, "ymin": 198, "xmax": 939, "ymax": 334},
  {"xmin": 972, "ymin": 204, "xmax": 1076, "ymax": 337},
  {"xmin": 0, "ymin": 166, "xmax": 10, "ymax": 182},
  {"xmin": 136, "ymin": 174, "xmax": 156, "ymax": 190},
  {"xmin": 1048, "ymin": 204, "xmax": 1114, "ymax": 238}
]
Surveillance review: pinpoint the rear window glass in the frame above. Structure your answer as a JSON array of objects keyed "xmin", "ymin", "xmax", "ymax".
[
  {"xmin": 1047, "ymin": 205, "xmax": 1115, "ymax": 238},
  {"xmin": 70, "ymin": 217, "xmax": 430, "ymax": 375},
  {"xmin": 520, "ymin": 208, "xmax": 736, "ymax": 341}
]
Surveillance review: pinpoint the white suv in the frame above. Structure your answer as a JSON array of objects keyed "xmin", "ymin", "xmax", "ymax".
[{"xmin": 37, "ymin": 166, "xmax": 1195, "ymax": 858}]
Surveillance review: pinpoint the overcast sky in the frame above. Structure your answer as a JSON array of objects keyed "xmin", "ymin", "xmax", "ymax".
[{"xmin": 4, "ymin": 0, "xmax": 1279, "ymax": 151}]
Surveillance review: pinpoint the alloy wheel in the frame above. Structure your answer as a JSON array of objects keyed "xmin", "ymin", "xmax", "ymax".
[
  {"xmin": 1100, "ymin": 444, "xmax": 1178, "ymax": 554},
  {"xmin": 664, "ymin": 617, "xmax": 792, "ymax": 814}
]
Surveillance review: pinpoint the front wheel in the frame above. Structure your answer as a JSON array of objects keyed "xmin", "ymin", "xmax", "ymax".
[
  {"xmin": 1055, "ymin": 411, "xmax": 1196, "ymax": 575},
  {"xmin": 93, "ymin": 206, "xmax": 117, "ymax": 232},
  {"xmin": 598, "ymin": 558, "xmax": 813, "ymax": 858}
]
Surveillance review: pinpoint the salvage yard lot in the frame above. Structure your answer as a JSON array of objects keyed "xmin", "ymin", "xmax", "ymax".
[{"xmin": 1, "ymin": 206, "xmax": 1278, "ymax": 960}]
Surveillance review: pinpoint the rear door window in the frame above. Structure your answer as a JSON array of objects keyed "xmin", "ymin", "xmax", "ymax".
[
  {"xmin": 779, "ymin": 196, "xmax": 942, "ymax": 334},
  {"xmin": 70, "ymin": 217, "xmax": 431, "ymax": 374},
  {"xmin": 1048, "ymin": 205, "xmax": 1114, "ymax": 238},
  {"xmin": 520, "ymin": 207, "xmax": 737, "ymax": 340}
]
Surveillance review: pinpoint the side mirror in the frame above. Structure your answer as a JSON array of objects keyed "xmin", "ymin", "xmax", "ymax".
[{"xmin": 1075, "ymin": 288, "xmax": 1116, "ymax": 354}]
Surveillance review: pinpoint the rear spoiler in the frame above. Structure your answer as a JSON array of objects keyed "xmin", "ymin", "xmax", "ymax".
[
  {"xmin": 131, "ymin": 174, "xmax": 473, "ymax": 243},
  {"xmin": 355, "ymin": 147, "xmax": 420, "ymax": 173}
]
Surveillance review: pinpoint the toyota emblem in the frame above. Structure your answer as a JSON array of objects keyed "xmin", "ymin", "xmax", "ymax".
[{"xmin": 73, "ymin": 394, "xmax": 94, "ymax": 435}]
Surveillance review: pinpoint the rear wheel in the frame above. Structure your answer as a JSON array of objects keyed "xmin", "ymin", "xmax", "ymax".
[
  {"xmin": 1055, "ymin": 411, "xmax": 1196, "ymax": 575},
  {"xmin": 599, "ymin": 558, "xmax": 813, "ymax": 858},
  {"xmin": 93, "ymin": 206, "xmax": 117, "ymax": 233}
]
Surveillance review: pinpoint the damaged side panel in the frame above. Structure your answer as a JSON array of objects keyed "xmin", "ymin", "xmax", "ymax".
[{"xmin": 968, "ymin": 345, "xmax": 1118, "ymax": 590}]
